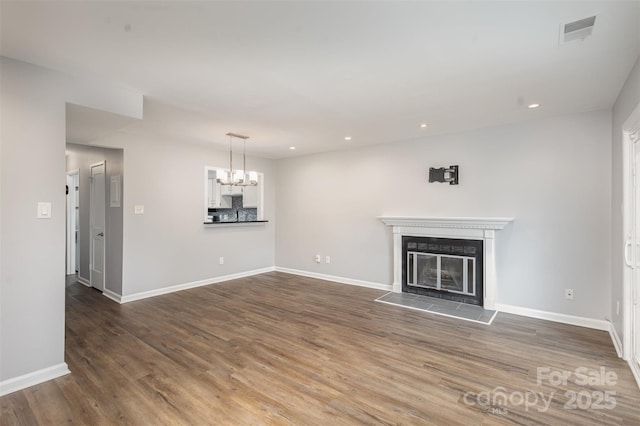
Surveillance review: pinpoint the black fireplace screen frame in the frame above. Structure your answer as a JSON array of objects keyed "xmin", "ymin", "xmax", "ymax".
[{"xmin": 402, "ymin": 236, "xmax": 484, "ymax": 305}]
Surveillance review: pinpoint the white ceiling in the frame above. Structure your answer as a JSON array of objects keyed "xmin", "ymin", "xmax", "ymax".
[{"xmin": 2, "ymin": 1, "xmax": 639, "ymax": 159}]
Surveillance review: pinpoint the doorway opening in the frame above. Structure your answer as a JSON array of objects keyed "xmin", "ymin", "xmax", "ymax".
[{"xmin": 65, "ymin": 143, "xmax": 124, "ymax": 298}]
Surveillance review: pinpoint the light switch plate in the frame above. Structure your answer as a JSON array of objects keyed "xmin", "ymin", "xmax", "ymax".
[
  {"xmin": 37, "ymin": 202, "xmax": 52, "ymax": 219},
  {"xmin": 134, "ymin": 205, "xmax": 144, "ymax": 215}
]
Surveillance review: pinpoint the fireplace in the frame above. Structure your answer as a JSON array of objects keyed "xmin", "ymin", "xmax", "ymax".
[
  {"xmin": 402, "ymin": 236, "xmax": 483, "ymax": 305},
  {"xmin": 379, "ymin": 216, "xmax": 514, "ymax": 310}
]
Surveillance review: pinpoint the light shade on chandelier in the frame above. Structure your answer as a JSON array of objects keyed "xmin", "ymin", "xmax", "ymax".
[{"xmin": 217, "ymin": 132, "xmax": 258, "ymax": 187}]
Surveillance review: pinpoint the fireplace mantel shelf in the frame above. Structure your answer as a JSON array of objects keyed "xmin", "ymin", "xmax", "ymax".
[{"xmin": 378, "ymin": 216, "xmax": 514, "ymax": 230}]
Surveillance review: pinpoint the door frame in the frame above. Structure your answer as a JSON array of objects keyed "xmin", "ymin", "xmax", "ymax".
[
  {"xmin": 89, "ymin": 161, "xmax": 106, "ymax": 291},
  {"xmin": 622, "ymin": 101, "xmax": 640, "ymax": 387},
  {"xmin": 66, "ymin": 169, "xmax": 79, "ymax": 275}
]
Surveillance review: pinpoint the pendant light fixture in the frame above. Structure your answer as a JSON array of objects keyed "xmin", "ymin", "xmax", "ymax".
[{"xmin": 216, "ymin": 132, "xmax": 258, "ymax": 187}]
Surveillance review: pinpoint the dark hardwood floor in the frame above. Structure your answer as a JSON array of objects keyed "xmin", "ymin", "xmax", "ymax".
[{"xmin": 2, "ymin": 272, "xmax": 640, "ymax": 425}]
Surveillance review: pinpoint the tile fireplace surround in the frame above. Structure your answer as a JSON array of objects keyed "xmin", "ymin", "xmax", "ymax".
[{"xmin": 379, "ymin": 217, "xmax": 514, "ymax": 310}]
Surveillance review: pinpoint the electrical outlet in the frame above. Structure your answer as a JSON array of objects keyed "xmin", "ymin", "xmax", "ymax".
[
  {"xmin": 565, "ymin": 288, "xmax": 574, "ymax": 300},
  {"xmin": 325, "ymin": 256, "xmax": 331, "ymax": 264},
  {"xmin": 219, "ymin": 257, "xmax": 224, "ymax": 265},
  {"xmin": 315, "ymin": 254, "xmax": 321, "ymax": 263}
]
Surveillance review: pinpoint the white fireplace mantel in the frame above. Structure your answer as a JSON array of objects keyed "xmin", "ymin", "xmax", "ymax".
[{"xmin": 379, "ymin": 216, "xmax": 514, "ymax": 310}]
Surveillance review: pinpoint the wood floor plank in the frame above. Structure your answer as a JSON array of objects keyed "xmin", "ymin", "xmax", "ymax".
[
  {"xmin": 1, "ymin": 271, "xmax": 640, "ymax": 425},
  {"xmin": 0, "ymin": 391, "xmax": 39, "ymax": 425}
]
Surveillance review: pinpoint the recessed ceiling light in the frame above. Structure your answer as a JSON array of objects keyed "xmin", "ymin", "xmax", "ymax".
[
  {"xmin": 420, "ymin": 123, "xmax": 428, "ymax": 128},
  {"xmin": 528, "ymin": 103, "xmax": 540, "ymax": 109},
  {"xmin": 289, "ymin": 146, "xmax": 296, "ymax": 150},
  {"xmin": 345, "ymin": 136, "xmax": 352, "ymax": 141}
]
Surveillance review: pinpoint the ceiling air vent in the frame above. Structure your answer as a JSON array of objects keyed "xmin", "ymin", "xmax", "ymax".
[{"xmin": 560, "ymin": 15, "xmax": 596, "ymax": 44}]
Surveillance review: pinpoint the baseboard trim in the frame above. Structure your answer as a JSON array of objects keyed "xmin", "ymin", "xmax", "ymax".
[
  {"xmin": 103, "ymin": 289, "xmax": 123, "ymax": 304},
  {"xmin": 275, "ymin": 270, "xmax": 612, "ymax": 331},
  {"xmin": 119, "ymin": 267, "xmax": 276, "ymax": 304},
  {"xmin": 609, "ymin": 322, "xmax": 623, "ymax": 358},
  {"xmin": 87, "ymin": 268, "xmax": 613, "ymax": 333},
  {"xmin": 610, "ymin": 324, "xmax": 640, "ymax": 390},
  {"xmin": 629, "ymin": 359, "xmax": 640, "ymax": 390},
  {"xmin": 0, "ymin": 363, "xmax": 70, "ymax": 396},
  {"xmin": 275, "ymin": 267, "xmax": 392, "ymax": 291},
  {"xmin": 495, "ymin": 303, "xmax": 610, "ymax": 331},
  {"xmin": 77, "ymin": 276, "xmax": 90, "ymax": 287}
]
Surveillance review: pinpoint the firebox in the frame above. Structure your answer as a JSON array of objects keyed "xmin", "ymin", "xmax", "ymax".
[{"xmin": 402, "ymin": 236, "xmax": 483, "ymax": 305}]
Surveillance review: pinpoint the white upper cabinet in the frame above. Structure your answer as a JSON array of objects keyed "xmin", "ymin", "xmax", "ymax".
[
  {"xmin": 242, "ymin": 183, "xmax": 259, "ymax": 208},
  {"xmin": 207, "ymin": 178, "xmax": 217, "ymax": 208}
]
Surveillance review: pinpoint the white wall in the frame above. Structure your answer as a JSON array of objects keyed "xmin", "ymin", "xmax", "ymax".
[
  {"xmin": 0, "ymin": 57, "xmax": 142, "ymax": 383},
  {"xmin": 93, "ymin": 130, "xmax": 276, "ymax": 297},
  {"xmin": 611, "ymin": 56, "xmax": 640, "ymax": 338},
  {"xmin": 276, "ymin": 110, "xmax": 612, "ymax": 320}
]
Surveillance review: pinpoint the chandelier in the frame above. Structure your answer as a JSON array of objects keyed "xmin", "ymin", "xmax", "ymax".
[{"xmin": 216, "ymin": 132, "xmax": 258, "ymax": 187}]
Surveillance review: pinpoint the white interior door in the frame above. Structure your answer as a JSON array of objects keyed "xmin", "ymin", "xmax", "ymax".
[
  {"xmin": 633, "ymin": 132, "xmax": 640, "ymax": 371},
  {"xmin": 75, "ymin": 180, "xmax": 79, "ymax": 271},
  {"xmin": 90, "ymin": 162, "xmax": 106, "ymax": 291},
  {"xmin": 623, "ymin": 103, "xmax": 640, "ymax": 388},
  {"xmin": 66, "ymin": 171, "xmax": 79, "ymax": 275}
]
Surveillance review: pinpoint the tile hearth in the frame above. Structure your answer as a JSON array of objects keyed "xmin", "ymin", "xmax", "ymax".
[{"xmin": 375, "ymin": 292, "xmax": 498, "ymax": 324}]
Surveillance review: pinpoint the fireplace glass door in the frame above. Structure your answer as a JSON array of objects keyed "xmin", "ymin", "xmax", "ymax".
[{"xmin": 407, "ymin": 252, "xmax": 475, "ymax": 296}]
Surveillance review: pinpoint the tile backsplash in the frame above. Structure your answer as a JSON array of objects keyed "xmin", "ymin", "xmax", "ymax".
[{"xmin": 208, "ymin": 195, "xmax": 257, "ymax": 222}]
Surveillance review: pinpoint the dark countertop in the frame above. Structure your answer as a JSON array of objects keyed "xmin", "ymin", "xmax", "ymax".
[{"xmin": 204, "ymin": 220, "xmax": 268, "ymax": 225}]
